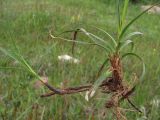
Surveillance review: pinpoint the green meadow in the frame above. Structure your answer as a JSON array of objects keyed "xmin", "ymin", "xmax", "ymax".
[{"xmin": 0, "ymin": 0, "xmax": 160, "ymax": 119}]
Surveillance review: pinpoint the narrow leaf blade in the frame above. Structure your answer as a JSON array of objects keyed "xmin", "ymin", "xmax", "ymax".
[
  {"xmin": 122, "ymin": 52, "xmax": 145, "ymax": 80},
  {"xmin": 119, "ymin": 3, "xmax": 160, "ymax": 39},
  {"xmin": 119, "ymin": 40, "xmax": 134, "ymax": 52}
]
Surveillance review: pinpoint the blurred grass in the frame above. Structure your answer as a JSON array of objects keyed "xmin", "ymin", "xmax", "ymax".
[{"xmin": 0, "ymin": 0, "xmax": 160, "ymax": 119}]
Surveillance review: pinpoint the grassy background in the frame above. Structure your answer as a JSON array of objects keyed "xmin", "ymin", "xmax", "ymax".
[{"xmin": 0, "ymin": 0, "xmax": 160, "ymax": 119}]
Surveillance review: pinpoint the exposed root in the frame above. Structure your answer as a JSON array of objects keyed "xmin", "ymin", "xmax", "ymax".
[
  {"xmin": 41, "ymin": 84, "xmax": 91, "ymax": 97},
  {"xmin": 40, "ymin": 53, "xmax": 141, "ymax": 120}
]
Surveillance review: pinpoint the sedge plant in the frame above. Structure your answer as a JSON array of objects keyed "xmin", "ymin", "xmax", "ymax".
[
  {"xmin": 49, "ymin": 0, "xmax": 158, "ymax": 119},
  {"xmin": 0, "ymin": 0, "xmax": 158, "ymax": 120}
]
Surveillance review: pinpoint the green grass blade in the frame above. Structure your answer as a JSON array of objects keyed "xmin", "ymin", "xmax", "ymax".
[
  {"xmin": 11, "ymin": 37, "xmax": 21, "ymax": 55},
  {"xmin": 0, "ymin": 47, "xmax": 19, "ymax": 61},
  {"xmin": 53, "ymin": 28, "xmax": 114, "ymax": 53},
  {"xmin": 119, "ymin": 40, "xmax": 134, "ymax": 52},
  {"xmin": 80, "ymin": 28, "xmax": 105, "ymax": 45},
  {"xmin": 117, "ymin": 0, "xmax": 121, "ymax": 35},
  {"xmin": 0, "ymin": 47, "xmax": 42, "ymax": 80},
  {"xmin": 50, "ymin": 32, "xmax": 111, "ymax": 52},
  {"xmin": 124, "ymin": 32, "xmax": 143, "ymax": 40},
  {"xmin": 89, "ymin": 32, "xmax": 108, "ymax": 45},
  {"xmin": 20, "ymin": 56, "xmax": 41, "ymax": 79},
  {"xmin": 51, "ymin": 28, "xmax": 114, "ymax": 53},
  {"xmin": 17, "ymin": 98, "xmax": 40, "ymax": 120},
  {"xmin": 0, "ymin": 47, "xmax": 29, "ymax": 71},
  {"xmin": 91, "ymin": 26, "xmax": 117, "ymax": 46},
  {"xmin": 122, "ymin": 52, "xmax": 145, "ymax": 80},
  {"xmin": 79, "ymin": 28, "xmax": 112, "ymax": 52},
  {"xmin": 121, "ymin": 0, "xmax": 129, "ymax": 29},
  {"xmin": 89, "ymin": 32, "xmax": 114, "ymax": 52},
  {"xmin": 119, "ymin": 3, "xmax": 159, "ymax": 40},
  {"xmin": 50, "ymin": 33, "xmax": 94, "ymax": 45}
]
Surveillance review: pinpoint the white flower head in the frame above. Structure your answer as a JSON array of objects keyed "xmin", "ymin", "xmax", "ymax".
[{"xmin": 58, "ymin": 54, "xmax": 80, "ymax": 64}]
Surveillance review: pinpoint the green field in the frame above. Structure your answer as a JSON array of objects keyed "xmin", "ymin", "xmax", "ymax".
[{"xmin": 0, "ymin": 0, "xmax": 160, "ymax": 119}]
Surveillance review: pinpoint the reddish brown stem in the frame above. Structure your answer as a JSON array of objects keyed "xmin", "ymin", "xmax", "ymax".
[
  {"xmin": 41, "ymin": 85, "xmax": 92, "ymax": 97},
  {"xmin": 71, "ymin": 30, "xmax": 79, "ymax": 55},
  {"xmin": 41, "ymin": 77, "xmax": 114, "ymax": 97}
]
